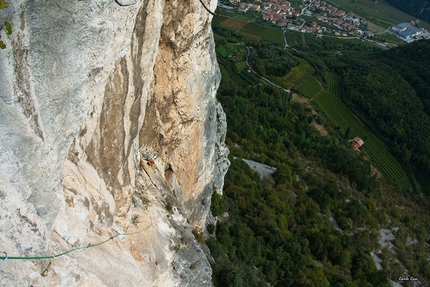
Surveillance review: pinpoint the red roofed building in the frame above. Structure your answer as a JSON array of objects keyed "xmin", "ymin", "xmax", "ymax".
[{"xmin": 349, "ymin": 137, "xmax": 364, "ymax": 150}]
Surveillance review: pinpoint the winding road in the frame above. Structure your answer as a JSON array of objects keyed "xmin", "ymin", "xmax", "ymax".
[{"xmin": 228, "ymin": 43, "xmax": 291, "ymax": 93}]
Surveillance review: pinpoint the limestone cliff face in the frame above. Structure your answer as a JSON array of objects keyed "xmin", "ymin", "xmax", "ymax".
[{"xmin": 0, "ymin": 0, "xmax": 229, "ymax": 286}]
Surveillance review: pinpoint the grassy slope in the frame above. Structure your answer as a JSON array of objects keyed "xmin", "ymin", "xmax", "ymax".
[{"xmin": 325, "ymin": 0, "xmax": 430, "ymax": 30}]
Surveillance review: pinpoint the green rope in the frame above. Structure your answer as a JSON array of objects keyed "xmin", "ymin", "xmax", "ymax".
[{"xmin": 0, "ymin": 223, "xmax": 152, "ymax": 261}]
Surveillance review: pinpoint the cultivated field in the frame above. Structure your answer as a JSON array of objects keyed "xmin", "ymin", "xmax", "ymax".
[
  {"xmin": 266, "ymin": 75, "xmax": 294, "ymax": 89},
  {"xmin": 266, "ymin": 59, "xmax": 314, "ymax": 89},
  {"xmin": 219, "ymin": 18, "xmax": 249, "ymax": 31},
  {"xmin": 240, "ymin": 70, "xmax": 260, "ymax": 84},
  {"xmin": 240, "ymin": 23, "xmax": 267, "ymax": 39},
  {"xmin": 297, "ymin": 76, "xmax": 322, "ymax": 99},
  {"xmin": 220, "ymin": 9, "xmax": 251, "ymax": 21},
  {"xmin": 262, "ymin": 27, "xmax": 284, "ymax": 45},
  {"xmin": 212, "ymin": 15, "xmax": 229, "ymax": 26},
  {"xmin": 234, "ymin": 61, "xmax": 248, "ymax": 73},
  {"xmin": 213, "ymin": 14, "xmax": 284, "ymax": 44},
  {"xmin": 216, "ymin": 45, "xmax": 229, "ymax": 57},
  {"xmin": 285, "ymin": 30, "xmax": 317, "ymax": 47},
  {"xmin": 288, "ymin": 59, "xmax": 314, "ymax": 83},
  {"xmin": 217, "ymin": 56, "xmax": 248, "ymax": 88},
  {"xmin": 314, "ymin": 74, "xmax": 410, "ymax": 187}
]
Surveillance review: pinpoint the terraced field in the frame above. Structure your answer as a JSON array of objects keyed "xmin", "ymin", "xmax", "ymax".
[
  {"xmin": 234, "ymin": 61, "xmax": 248, "ymax": 73},
  {"xmin": 265, "ymin": 59, "xmax": 314, "ymax": 89},
  {"xmin": 298, "ymin": 76, "xmax": 322, "ymax": 99},
  {"xmin": 314, "ymin": 76, "xmax": 410, "ymax": 187},
  {"xmin": 240, "ymin": 70, "xmax": 260, "ymax": 84},
  {"xmin": 288, "ymin": 59, "xmax": 314, "ymax": 83},
  {"xmin": 266, "ymin": 76, "xmax": 293, "ymax": 89}
]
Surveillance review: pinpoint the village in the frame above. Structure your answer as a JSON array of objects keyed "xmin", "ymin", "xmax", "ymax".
[
  {"xmin": 234, "ymin": 0, "xmax": 369, "ymax": 36},
  {"xmin": 225, "ymin": 0, "xmax": 430, "ymax": 42}
]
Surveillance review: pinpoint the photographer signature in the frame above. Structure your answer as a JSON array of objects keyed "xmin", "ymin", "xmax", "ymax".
[{"xmin": 398, "ymin": 275, "xmax": 419, "ymax": 281}]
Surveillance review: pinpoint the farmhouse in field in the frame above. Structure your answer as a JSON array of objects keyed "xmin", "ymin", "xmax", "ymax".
[
  {"xmin": 391, "ymin": 22, "xmax": 423, "ymax": 40},
  {"xmin": 349, "ymin": 137, "xmax": 364, "ymax": 151}
]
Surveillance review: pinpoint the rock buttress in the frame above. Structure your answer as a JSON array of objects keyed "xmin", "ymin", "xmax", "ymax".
[{"xmin": 0, "ymin": 0, "xmax": 228, "ymax": 285}]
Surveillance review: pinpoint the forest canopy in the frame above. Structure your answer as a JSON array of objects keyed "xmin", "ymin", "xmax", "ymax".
[{"xmin": 326, "ymin": 40, "xmax": 430, "ymax": 192}]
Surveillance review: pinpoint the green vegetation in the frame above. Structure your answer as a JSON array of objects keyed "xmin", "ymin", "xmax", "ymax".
[
  {"xmin": 218, "ymin": 18, "xmax": 248, "ymax": 31},
  {"xmin": 212, "ymin": 15, "xmax": 229, "ymax": 27},
  {"xmin": 216, "ymin": 45, "xmax": 229, "ymax": 57},
  {"xmin": 325, "ymin": 41, "xmax": 430, "ymax": 193},
  {"xmin": 285, "ymin": 30, "xmax": 316, "ymax": 47},
  {"xmin": 210, "ymin": 11, "xmax": 430, "ymax": 287},
  {"xmin": 285, "ymin": 29, "xmax": 383, "ymax": 52},
  {"xmin": 314, "ymin": 73, "xmax": 410, "ymax": 187},
  {"xmin": 4, "ymin": 21, "xmax": 11, "ymax": 35},
  {"xmin": 325, "ymin": 0, "xmax": 430, "ymax": 30},
  {"xmin": 297, "ymin": 76, "xmax": 322, "ymax": 99},
  {"xmin": 261, "ymin": 27, "xmax": 284, "ymax": 45},
  {"xmin": 0, "ymin": 22, "xmax": 12, "ymax": 49},
  {"xmin": 239, "ymin": 22, "xmax": 267, "ymax": 41},
  {"xmin": 264, "ymin": 58, "xmax": 314, "ymax": 90},
  {"xmin": 0, "ymin": 1, "xmax": 10, "ymax": 49},
  {"xmin": 212, "ymin": 11, "xmax": 284, "ymax": 44},
  {"xmin": 379, "ymin": 0, "xmax": 430, "ymax": 30},
  {"xmin": 212, "ymin": 79, "xmax": 388, "ymax": 286},
  {"xmin": 247, "ymin": 42, "xmax": 298, "ymax": 77},
  {"xmin": 0, "ymin": 0, "xmax": 8, "ymax": 9},
  {"xmin": 218, "ymin": 56, "xmax": 248, "ymax": 88},
  {"xmin": 374, "ymin": 33, "xmax": 405, "ymax": 45},
  {"xmin": 288, "ymin": 59, "xmax": 314, "ymax": 83},
  {"xmin": 192, "ymin": 228, "xmax": 204, "ymax": 244}
]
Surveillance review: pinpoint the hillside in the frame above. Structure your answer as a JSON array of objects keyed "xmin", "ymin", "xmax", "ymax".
[
  {"xmin": 385, "ymin": 0, "xmax": 430, "ymax": 23},
  {"xmin": 210, "ymin": 13, "xmax": 430, "ymax": 287},
  {"xmin": 327, "ymin": 40, "xmax": 430, "ymax": 193}
]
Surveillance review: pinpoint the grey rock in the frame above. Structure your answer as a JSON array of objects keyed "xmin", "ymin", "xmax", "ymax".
[{"xmin": 0, "ymin": 0, "xmax": 226, "ymax": 285}]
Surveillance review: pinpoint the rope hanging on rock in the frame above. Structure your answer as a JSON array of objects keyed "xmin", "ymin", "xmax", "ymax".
[
  {"xmin": 0, "ymin": 223, "xmax": 152, "ymax": 261},
  {"xmin": 198, "ymin": 0, "xmax": 220, "ymax": 17}
]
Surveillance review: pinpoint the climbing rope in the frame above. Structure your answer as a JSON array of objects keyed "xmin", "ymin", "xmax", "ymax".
[
  {"xmin": 198, "ymin": 0, "xmax": 220, "ymax": 17},
  {"xmin": 0, "ymin": 223, "xmax": 152, "ymax": 261}
]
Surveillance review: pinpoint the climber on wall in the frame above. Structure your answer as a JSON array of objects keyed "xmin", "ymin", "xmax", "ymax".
[
  {"xmin": 146, "ymin": 157, "xmax": 155, "ymax": 166},
  {"xmin": 145, "ymin": 156, "xmax": 156, "ymax": 173}
]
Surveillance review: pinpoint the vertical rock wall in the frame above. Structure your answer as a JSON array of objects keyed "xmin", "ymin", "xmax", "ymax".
[{"xmin": 0, "ymin": 0, "xmax": 229, "ymax": 285}]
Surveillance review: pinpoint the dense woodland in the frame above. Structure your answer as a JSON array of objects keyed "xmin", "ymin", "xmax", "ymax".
[
  {"xmin": 325, "ymin": 40, "xmax": 430, "ymax": 193},
  {"xmin": 209, "ymin": 25, "xmax": 430, "ymax": 286}
]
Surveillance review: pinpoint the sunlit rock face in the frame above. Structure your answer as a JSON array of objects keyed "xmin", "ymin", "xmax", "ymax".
[{"xmin": 0, "ymin": 0, "xmax": 229, "ymax": 285}]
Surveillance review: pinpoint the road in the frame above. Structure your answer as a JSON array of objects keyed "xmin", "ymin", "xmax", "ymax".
[
  {"xmin": 229, "ymin": 43, "xmax": 291, "ymax": 93},
  {"xmin": 282, "ymin": 28, "xmax": 300, "ymax": 52}
]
